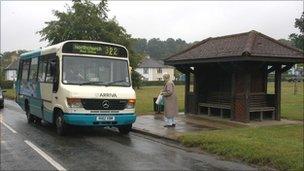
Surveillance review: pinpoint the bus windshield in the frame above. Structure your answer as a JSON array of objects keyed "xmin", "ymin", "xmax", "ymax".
[{"xmin": 62, "ymin": 56, "xmax": 130, "ymax": 86}]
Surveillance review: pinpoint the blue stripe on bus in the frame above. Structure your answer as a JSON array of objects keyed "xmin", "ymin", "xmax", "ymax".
[
  {"xmin": 20, "ymin": 50, "xmax": 41, "ymax": 59},
  {"xmin": 63, "ymin": 113, "xmax": 136, "ymax": 126}
]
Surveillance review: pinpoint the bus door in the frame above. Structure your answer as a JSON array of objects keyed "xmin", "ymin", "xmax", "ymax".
[
  {"xmin": 27, "ymin": 57, "xmax": 42, "ymax": 118},
  {"xmin": 38, "ymin": 55, "xmax": 58, "ymax": 123}
]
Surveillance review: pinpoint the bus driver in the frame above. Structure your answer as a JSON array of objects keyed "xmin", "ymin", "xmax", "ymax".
[{"xmin": 63, "ymin": 66, "xmax": 85, "ymax": 83}]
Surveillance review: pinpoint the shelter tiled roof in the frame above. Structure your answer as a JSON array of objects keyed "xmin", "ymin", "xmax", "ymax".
[{"xmin": 165, "ymin": 30, "xmax": 304, "ymax": 65}]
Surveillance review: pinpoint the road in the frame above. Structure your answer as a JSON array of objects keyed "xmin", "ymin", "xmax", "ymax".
[{"xmin": 1, "ymin": 100, "xmax": 256, "ymax": 170}]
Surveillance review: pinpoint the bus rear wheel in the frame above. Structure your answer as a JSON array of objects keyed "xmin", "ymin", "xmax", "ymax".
[
  {"xmin": 34, "ymin": 117, "xmax": 42, "ymax": 125},
  {"xmin": 25, "ymin": 104, "xmax": 34, "ymax": 124},
  {"xmin": 118, "ymin": 124, "xmax": 132, "ymax": 134},
  {"xmin": 55, "ymin": 111, "xmax": 67, "ymax": 136}
]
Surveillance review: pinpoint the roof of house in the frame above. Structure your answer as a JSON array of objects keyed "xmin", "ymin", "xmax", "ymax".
[
  {"xmin": 5, "ymin": 60, "xmax": 19, "ymax": 70},
  {"xmin": 138, "ymin": 57, "xmax": 174, "ymax": 68},
  {"xmin": 165, "ymin": 30, "xmax": 304, "ymax": 65}
]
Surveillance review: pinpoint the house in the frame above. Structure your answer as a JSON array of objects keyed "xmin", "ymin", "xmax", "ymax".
[
  {"xmin": 136, "ymin": 56, "xmax": 174, "ymax": 81},
  {"xmin": 4, "ymin": 59, "xmax": 19, "ymax": 81}
]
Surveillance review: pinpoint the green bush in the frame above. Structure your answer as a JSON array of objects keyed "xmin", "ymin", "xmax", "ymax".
[
  {"xmin": 132, "ymin": 71, "xmax": 143, "ymax": 89},
  {"xmin": 0, "ymin": 81, "xmax": 14, "ymax": 89},
  {"xmin": 3, "ymin": 89, "xmax": 16, "ymax": 99}
]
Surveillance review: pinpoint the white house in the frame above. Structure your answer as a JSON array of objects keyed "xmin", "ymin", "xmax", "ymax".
[
  {"xmin": 4, "ymin": 60, "xmax": 18, "ymax": 81},
  {"xmin": 136, "ymin": 57, "xmax": 175, "ymax": 81}
]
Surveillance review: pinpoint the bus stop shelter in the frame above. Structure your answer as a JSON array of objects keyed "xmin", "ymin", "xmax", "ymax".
[{"xmin": 164, "ymin": 30, "xmax": 304, "ymax": 122}]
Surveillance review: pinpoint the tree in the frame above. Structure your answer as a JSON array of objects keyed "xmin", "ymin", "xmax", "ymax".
[
  {"xmin": 289, "ymin": 13, "xmax": 304, "ymax": 95},
  {"xmin": 132, "ymin": 38, "xmax": 190, "ymax": 60},
  {"xmin": 278, "ymin": 39, "xmax": 295, "ymax": 47},
  {"xmin": 38, "ymin": 0, "xmax": 141, "ymax": 66},
  {"xmin": 0, "ymin": 53, "xmax": 3, "ymax": 82},
  {"xmin": 131, "ymin": 38, "xmax": 147, "ymax": 54},
  {"xmin": 289, "ymin": 12, "xmax": 304, "ymax": 51},
  {"xmin": 38, "ymin": 0, "xmax": 143, "ymax": 86}
]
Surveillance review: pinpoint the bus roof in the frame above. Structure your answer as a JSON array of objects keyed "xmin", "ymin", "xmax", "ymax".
[{"xmin": 20, "ymin": 40, "xmax": 128, "ymax": 59}]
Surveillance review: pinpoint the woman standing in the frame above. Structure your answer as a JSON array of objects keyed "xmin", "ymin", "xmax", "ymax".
[{"xmin": 161, "ymin": 73, "xmax": 178, "ymax": 127}]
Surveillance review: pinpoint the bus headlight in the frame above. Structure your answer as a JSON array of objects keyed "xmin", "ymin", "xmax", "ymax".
[
  {"xmin": 67, "ymin": 98, "xmax": 83, "ymax": 108},
  {"xmin": 125, "ymin": 99, "xmax": 136, "ymax": 109}
]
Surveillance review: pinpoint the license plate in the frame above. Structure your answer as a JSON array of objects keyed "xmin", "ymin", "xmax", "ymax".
[{"xmin": 96, "ymin": 115, "xmax": 115, "ymax": 121}]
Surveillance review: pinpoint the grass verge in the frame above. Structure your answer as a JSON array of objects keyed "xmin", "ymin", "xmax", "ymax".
[
  {"xmin": 179, "ymin": 125, "xmax": 304, "ymax": 170},
  {"xmin": 3, "ymin": 89, "xmax": 16, "ymax": 99}
]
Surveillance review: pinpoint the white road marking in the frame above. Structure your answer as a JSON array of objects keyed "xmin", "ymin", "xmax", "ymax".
[
  {"xmin": 0, "ymin": 118, "xmax": 18, "ymax": 134},
  {"xmin": 24, "ymin": 140, "xmax": 66, "ymax": 171}
]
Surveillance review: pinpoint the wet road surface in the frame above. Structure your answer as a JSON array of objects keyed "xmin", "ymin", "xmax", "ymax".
[{"xmin": 1, "ymin": 100, "xmax": 256, "ymax": 170}]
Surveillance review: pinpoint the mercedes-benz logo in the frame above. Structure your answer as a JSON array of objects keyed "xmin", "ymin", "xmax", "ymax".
[{"xmin": 102, "ymin": 100, "xmax": 110, "ymax": 109}]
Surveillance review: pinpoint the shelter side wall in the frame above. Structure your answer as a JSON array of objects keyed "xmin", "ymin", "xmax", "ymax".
[
  {"xmin": 234, "ymin": 68, "xmax": 250, "ymax": 122},
  {"xmin": 250, "ymin": 65, "xmax": 267, "ymax": 93},
  {"xmin": 196, "ymin": 65, "xmax": 232, "ymax": 103}
]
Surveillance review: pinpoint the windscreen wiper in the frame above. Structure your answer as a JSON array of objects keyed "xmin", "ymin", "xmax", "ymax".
[
  {"xmin": 105, "ymin": 80, "xmax": 129, "ymax": 86},
  {"xmin": 79, "ymin": 81, "xmax": 106, "ymax": 85}
]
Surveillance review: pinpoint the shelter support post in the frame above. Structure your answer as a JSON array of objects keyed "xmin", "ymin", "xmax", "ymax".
[
  {"xmin": 185, "ymin": 72, "xmax": 190, "ymax": 114},
  {"xmin": 233, "ymin": 65, "xmax": 251, "ymax": 123},
  {"xmin": 274, "ymin": 65, "xmax": 282, "ymax": 121},
  {"xmin": 244, "ymin": 71, "xmax": 251, "ymax": 123},
  {"xmin": 230, "ymin": 71, "xmax": 236, "ymax": 120}
]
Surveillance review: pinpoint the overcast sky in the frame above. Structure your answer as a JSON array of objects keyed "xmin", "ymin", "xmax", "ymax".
[{"xmin": 1, "ymin": 1, "xmax": 303, "ymax": 53}]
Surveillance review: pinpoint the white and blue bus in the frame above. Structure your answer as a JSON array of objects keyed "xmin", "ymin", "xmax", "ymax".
[{"xmin": 16, "ymin": 40, "xmax": 136, "ymax": 135}]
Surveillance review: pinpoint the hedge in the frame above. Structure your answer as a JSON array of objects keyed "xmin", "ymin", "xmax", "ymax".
[
  {"xmin": 142, "ymin": 80, "xmax": 185, "ymax": 86},
  {"xmin": 0, "ymin": 81, "xmax": 14, "ymax": 89}
]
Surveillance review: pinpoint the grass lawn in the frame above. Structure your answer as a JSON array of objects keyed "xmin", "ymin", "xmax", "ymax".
[
  {"xmin": 268, "ymin": 82, "xmax": 303, "ymax": 120},
  {"xmin": 179, "ymin": 125, "xmax": 304, "ymax": 170},
  {"xmin": 135, "ymin": 85, "xmax": 185, "ymax": 114}
]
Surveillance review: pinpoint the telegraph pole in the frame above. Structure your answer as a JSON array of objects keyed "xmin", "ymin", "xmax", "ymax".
[{"xmin": 0, "ymin": 53, "xmax": 3, "ymax": 82}]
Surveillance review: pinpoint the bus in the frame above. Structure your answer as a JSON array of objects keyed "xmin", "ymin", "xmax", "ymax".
[{"xmin": 16, "ymin": 40, "xmax": 136, "ymax": 135}]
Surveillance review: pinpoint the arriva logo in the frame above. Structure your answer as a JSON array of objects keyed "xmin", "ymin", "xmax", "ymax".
[{"xmin": 99, "ymin": 93, "xmax": 117, "ymax": 98}]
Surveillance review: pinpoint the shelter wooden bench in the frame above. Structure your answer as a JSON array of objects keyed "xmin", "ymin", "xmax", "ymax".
[
  {"xmin": 249, "ymin": 93, "xmax": 275, "ymax": 121},
  {"xmin": 198, "ymin": 93, "xmax": 232, "ymax": 118},
  {"xmin": 198, "ymin": 93, "xmax": 275, "ymax": 121}
]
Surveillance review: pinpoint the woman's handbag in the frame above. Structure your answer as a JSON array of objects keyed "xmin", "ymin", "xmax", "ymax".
[{"xmin": 155, "ymin": 94, "xmax": 164, "ymax": 105}]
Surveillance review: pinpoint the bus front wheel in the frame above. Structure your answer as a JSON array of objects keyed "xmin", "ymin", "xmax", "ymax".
[
  {"xmin": 25, "ymin": 104, "xmax": 34, "ymax": 124},
  {"xmin": 118, "ymin": 124, "xmax": 132, "ymax": 134},
  {"xmin": 55, "ymin": 111, "xmax": 67, "ymax": 136}
]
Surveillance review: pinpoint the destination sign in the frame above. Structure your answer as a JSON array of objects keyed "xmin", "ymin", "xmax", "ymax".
[{"xmin": 62, "ymin": 42, "xmax": 128, "ymax": 58}]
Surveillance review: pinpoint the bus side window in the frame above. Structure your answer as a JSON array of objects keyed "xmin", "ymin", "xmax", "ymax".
[
  {"xmin": 17, "ymin": 60, "xmax": 23, "ymax": 81},
  {"xmin": 29, "ymin": 58, "xmax": 38, "ymax": 82},
  {"xmin": 21, "ymin": 60, "xmax": 30, "ymax": 82},
  {"xmin": 38, "ymin": 59, "xmax": 47, "ymax": 82}
]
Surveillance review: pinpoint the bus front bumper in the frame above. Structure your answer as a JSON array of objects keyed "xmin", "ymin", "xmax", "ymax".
[{"xmin": 63, "ymin": 113, "xmax": 136, "ymax": 126}]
